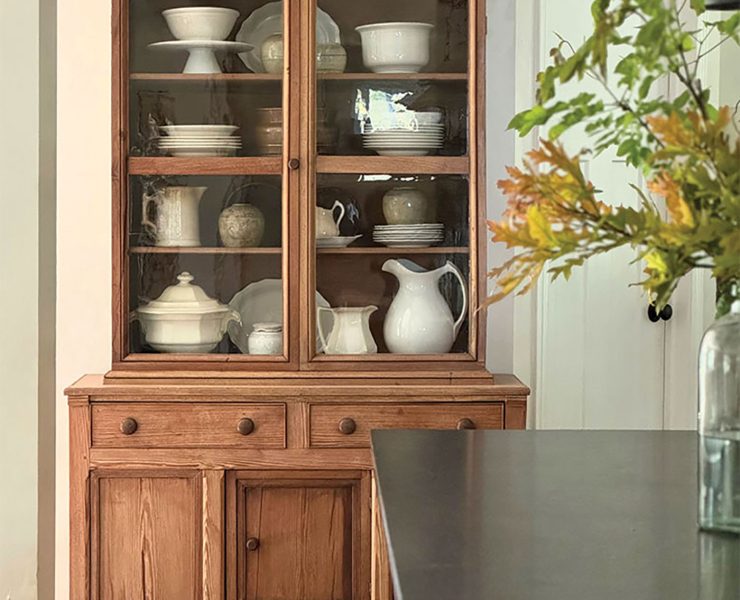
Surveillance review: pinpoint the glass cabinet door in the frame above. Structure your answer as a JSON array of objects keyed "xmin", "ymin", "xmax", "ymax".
[
  {"xmin": 119, "ymin": 1, "xmax": 293, "ymax": 363},
  {"xmin": 309, "ymin": 0, "xmax": 478, "ymax": 360}
]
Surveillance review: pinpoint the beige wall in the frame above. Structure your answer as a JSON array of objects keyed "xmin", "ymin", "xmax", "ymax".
[{"xmin": 55, "ymin": 0, "xmax": 112, "ymax": 597}]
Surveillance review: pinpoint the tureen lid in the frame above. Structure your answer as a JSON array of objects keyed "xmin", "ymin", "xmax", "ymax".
[{"xmin": 138, "ymin": 272, "xmax": 228, "ymax": 315}]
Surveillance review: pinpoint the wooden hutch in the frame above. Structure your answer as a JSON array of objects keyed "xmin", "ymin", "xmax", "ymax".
[{"xmin": 67, "ymin": 0, "xmax": 529, "ymax": 598}]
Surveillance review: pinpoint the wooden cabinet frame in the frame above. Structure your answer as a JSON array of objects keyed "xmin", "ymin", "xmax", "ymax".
[
  {"xmin": 68, "ymin": 377, "xmax": 529, "ymax": 600},
  {"xmin": 109, "ymin": 0, "xmax": 490, "ymax": 378}
]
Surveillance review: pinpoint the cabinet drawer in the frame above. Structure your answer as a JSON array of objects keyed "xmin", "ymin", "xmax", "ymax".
[
  {"xmin": 92, "ymin": 403, "xmax": 286, "ymax": 448},
  {"xmin": 310, "ymin": 403, "xmax": 504, "ymax": 448}
]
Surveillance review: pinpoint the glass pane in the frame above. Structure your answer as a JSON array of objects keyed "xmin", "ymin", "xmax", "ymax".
[
  {"xmin": 312, "ymin": 0, "xmax": 472, "ymax": 358},
  {"xmin": 314, "ymin": 174, "xmax": 471, "ymax": 356},
  {"xmin": 128, "ymin": 1, "xmax": 284, "ymax": 157},
  {"xmin": 316, "ymin": 0, "xmax": 469, "ymax": 156},
  {"xmin": 125, "ymin": 1, "xmax": 288, "ymax": 359},
  {"xmin": 127, "ymin": 175, "xmax": 284, "ymax": 356}
]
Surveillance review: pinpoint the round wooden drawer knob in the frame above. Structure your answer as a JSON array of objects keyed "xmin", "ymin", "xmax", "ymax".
[
  {"xmin": 288, "ymin": 158, "xmax": 300, "ymax": 170},
  {"xmin": 237, "ymin": 418, "xmax": 255, "ymax": 436},
  {"xmin": 120, "ymin": 418, "xmax": 138, "ymax": 436},
  {"xmin": 338, "ymin": 418, "xmax": 357, "ymax": 435},
  {"xmin": 246, "ymin": 537, "xmax": 260, "ymax": 551},
  {"xmin": 456, "ymin": 418, "xmax": 476, "ymax": 431}
]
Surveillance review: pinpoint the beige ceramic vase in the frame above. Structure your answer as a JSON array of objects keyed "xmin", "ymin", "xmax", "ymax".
[
  {"xmin": 219, "ymin": 203, "xmax": 265, "ymax": 247},
  {"xmin": 382, "ymin": 186, "xmax": 433, "ymax": 224}
]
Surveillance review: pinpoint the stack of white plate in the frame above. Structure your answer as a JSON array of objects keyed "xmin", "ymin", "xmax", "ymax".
[
  {"xmin": 373, "ymin": 224, "xmax": 444, "ymax": 248},
  {"xmin": 158, "ymin": 125, "xmax": 242, "ymax": 157},
  {"xmin": 362, "ymin": 124, "xmax": 445, "ymax": 157}
]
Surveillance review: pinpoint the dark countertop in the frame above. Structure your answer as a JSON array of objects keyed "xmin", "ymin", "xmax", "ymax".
[{"xmin": 371, "ymin": 430, "xmax": 740, "ymax": 600}]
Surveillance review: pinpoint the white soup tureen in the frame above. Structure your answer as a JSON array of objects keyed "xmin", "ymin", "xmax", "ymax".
[{"xmin": 135, "ymin": 272, "xmax": 240, "ymax": 353}]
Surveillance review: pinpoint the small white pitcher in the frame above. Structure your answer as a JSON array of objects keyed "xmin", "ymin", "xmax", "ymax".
[
  {"xmin": 143, "ymin": 186, "xmax": 206, "ymax": 247},
  {"xmin": 318, "ymin": 306, "xmax": 378, "ymax": 354},
  {"xmin": 316, "ymin": 200, "xmax": 345, "ymax": 238}
]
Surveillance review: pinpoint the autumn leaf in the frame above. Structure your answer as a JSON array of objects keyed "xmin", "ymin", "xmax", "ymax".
[{"xmin": 648, "ymin": 172, "xmax": 696, "ymax": 228}]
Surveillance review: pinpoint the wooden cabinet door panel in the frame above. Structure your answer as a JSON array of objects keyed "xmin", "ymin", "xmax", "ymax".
[
  {"xmin": 92, "ymin": 471, "xmax": 202, "ymax": 600},
  {"xmin": 232, "ymin": 472, "xmax": 368, "ymax": 600}
]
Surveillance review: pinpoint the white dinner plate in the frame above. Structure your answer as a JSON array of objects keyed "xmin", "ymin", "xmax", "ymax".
[
  {"xmin": 236, "ymin": 1, "xmax": 340, "ymax": 72},
  {"xmin": 161, "ymin": 125, "xmax": 239, "ymax": 136},
  {"xmin": 157, "ymin": 135, "xmax": 241, "ymax": 142},
  {"xmin": 228, "ymin": 279, "xmax": 331, "ymax": 353},
  {"xmin": 375, "ymin": 241, "xmax": 437, "ymax": 248},
  {"xmin": 375, "ymin": 223, "xmax": 443, "ymax": 227},
  {"xmin": 374, "ymin": 149, "xmax": 435, "ymax": 156},
  {"xmin": 366, "ymin": 127, "xmax": 444, "ymax": 133},
  {"xmin": 365, "ymin": 145, "xmax": 443, "ymax": 150},
  {"xmin": 165, "ymin": 149, "xmax": 238, "ymax": 157},
  {"xmin": 159, "ymin": 142, "xmax": 242, "ymax": 147},
  {"xmin": 369, "ymin": 136, "xmax": 443, "ymax": 141}
]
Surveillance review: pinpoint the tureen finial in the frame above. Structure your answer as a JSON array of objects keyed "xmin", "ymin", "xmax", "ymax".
[{"xmin": 177, "ymin": 272, "xmax": 194, "ymax": 285}]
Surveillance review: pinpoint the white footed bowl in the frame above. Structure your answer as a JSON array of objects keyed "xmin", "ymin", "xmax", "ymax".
[
  {"xmin": 163, "ymin": 7, "xmax": 240, "ymax": 41},
  {"xmin": 355, "ymin": 22, "xmax": 433, "ymax": 73}
]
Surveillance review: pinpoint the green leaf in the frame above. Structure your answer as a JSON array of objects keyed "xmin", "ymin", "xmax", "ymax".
[{"xmin": 639, "ymin": 75, "xmax": 655, "ymax": 99}]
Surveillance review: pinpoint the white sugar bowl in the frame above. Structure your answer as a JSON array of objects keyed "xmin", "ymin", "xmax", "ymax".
[
  {"xmin": 248, "ymin": 322, "xmax": 283, "ymax": 355},
  {"xmin": 135, "ymin": 272, "xmax": 240, "ymax": 353}
]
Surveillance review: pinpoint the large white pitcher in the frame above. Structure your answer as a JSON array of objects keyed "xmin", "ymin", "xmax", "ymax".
[
  {"xmin": 143, "ymin": 186, "xmax": 206, "ymax": 247},
  {"xmin": 382, "ymin": 259, "xmax": 467, "ymax": 354}
]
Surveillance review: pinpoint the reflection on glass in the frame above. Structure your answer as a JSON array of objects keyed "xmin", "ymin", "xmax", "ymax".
[
  {"xmin": 127, "ymin": 175, "xmax": 283, "ymax": 356},
  {"xmin": 316, "ymin": 0, "xmax": 469, "ymax": 156}
]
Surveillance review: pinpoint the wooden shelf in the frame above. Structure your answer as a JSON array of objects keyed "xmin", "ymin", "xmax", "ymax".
[
  {"xmin": 130, "ymin": 247, "xmax": 281, "ymax": 255},
  {"xmin": 128, "ymin": 157, "xmax": 282, "ymax": 176},
  {"xmin": 317, "ymin": 247, "xmax": 469, "ymax": 255},
  {"xmin": 318, "ymin": 72, "xmax": 467, "ymax": 81},
  {"xmin": 316, "ymin": 155, "xmax": 469, "ymax": 175},
  {"xmin": 130, "ymin": 73, "xmax": 281, "ymax": 82},
  {"xmin": 129, "ymin": 72, "xmax": 466, "ymax": 83}
]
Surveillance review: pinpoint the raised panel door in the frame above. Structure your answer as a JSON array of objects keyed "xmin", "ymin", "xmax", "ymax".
[
  {"xmin": 230, "ymin": 471, "xmax": 369, "ymax": 600},
  {"xmin": 91, "ymin": 471, "xmax": 202, "ymax": 600}
]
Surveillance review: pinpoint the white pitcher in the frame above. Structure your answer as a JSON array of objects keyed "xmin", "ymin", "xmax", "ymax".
[
  {"xmin": 316, "ymin": 200, "xmax": 345, "ymax": 238},
  {"xmin": 318, "ymin": 306, "xmax": 378, "ymax": 354},
  {"xmin": 382, "ymin": 259, "xmax": 468, "ymax": 354},
  {"xmin": 143, "ymin": 186, "xmax": 206, "ymax": 247}
]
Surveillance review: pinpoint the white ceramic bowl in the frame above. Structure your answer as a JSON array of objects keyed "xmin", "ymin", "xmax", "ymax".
[
  {"xmin": 355, "ymin": 22, "xmax": 433, "ymax": 73},
  {"xmin": 163, "ymin": 7, "xmax": 240, "ymax": 41},
  {"xmin": 412, "ymin": 111, "xmax": 443, "ymax": 125}
]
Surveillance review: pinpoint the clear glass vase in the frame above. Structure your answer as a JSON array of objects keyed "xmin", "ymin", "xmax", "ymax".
[{"xmin": 698, "ymin": 296, "xmax": 740, "ymax": 534}]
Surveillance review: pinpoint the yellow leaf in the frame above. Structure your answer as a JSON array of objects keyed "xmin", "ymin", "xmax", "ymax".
[
  {"xmin": 648, "ymin": 172, "xmax": 695, "ymax": 228},
  {"xmin": 526, "ymin": 206, "xmax": 556, "ymax": 246}
]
